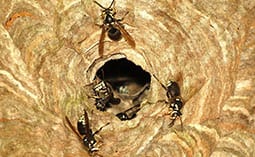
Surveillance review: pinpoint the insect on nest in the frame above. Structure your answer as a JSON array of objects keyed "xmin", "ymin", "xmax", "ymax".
[
  {"xmin": 153, "ymin": 74, "xmax": 184, "ymax": 128},
  {"xmin": 65, "ymin": 109, "xmax": 110, "ymax": 153},
  {"xmin": 94, "ymin": 0, "xmax": 136, "ymax": 56}
]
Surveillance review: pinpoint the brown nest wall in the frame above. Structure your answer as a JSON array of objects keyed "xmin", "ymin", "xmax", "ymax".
[{"xmin": 0, "ymin": 0, "xmax": 255, "ymax": 157}]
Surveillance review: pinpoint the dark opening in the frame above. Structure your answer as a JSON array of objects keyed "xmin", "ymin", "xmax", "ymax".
[
  {"xmin": 95, "ymin": 58, "xmax": 151, "ymax": 120},
  {"xmin": 96, "ymin": 58, "xmax": 151, "ymax": 97}
]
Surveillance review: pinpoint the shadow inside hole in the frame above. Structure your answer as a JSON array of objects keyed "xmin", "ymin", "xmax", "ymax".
[
  {"xmin": 96, "ymin": 58, "xmax": 151, "ymax": 97},
  {"xmin": 95, "ymin": 58, "xmax": 151, "ymax": 120}
]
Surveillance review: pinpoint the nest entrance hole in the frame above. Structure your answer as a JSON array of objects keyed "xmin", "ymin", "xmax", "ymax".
[
  {"xmin": 96, "ymin": 58, "xmax": 151, "ymax": 96},
  {"xmin": 95, "ymin": 58, "xmax": 151, "ymax": 115}
]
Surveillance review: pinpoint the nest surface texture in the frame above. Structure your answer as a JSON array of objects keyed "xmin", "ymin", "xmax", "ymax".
[{"xmin": 0, "ymin": 0, "xmax": 255, "ymax": 157}]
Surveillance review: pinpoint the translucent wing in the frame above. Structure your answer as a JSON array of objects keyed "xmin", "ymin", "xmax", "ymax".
[
  {"xmin": 83, "ymin": 110, "xmax": 90, "ymax": 132},
  {"xmin": 65, "ymin": 116, "xmax": 83, "ymax": 140},
  {"xmin": 114, "ymin": 22, "xmax": 136, "ymax": 49},
  {"xmin": 99, "ymin": 26, "xmax": 106, "ymax": 56}
]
